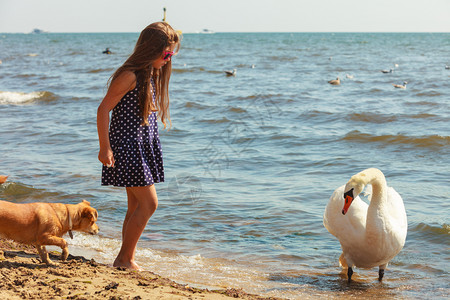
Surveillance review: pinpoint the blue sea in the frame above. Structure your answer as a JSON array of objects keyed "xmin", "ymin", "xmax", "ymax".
[{"xmin": 0, "ymin": 32, "xmax": 449, "ymax": 299}]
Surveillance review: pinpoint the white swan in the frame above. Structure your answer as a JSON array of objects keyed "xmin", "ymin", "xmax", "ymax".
[{"xmin": 323, "ymin": 168, "xmax": 407, "ymax": 282}]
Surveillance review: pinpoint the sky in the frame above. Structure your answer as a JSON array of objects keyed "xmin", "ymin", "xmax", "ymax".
[{"xmin": 0, "ymin": 0, "xmax": 449, "ymax": 33}]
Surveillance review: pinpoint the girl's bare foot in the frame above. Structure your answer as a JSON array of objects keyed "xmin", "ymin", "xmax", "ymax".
[{"xmin": 113, "ymin": 258, "xmax": 142, "ymax": 271}]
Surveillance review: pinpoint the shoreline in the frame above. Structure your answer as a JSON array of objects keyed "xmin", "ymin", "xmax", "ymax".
[{"xmin": 0, "ymin": 238, "xmax": 281, "ymax": 300}]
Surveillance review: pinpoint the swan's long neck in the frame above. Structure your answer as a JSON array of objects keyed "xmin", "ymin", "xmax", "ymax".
[
  {"xmin": 362, "ymin": 168, "xmax": 387, "ymax": 209},
  {"xmin": 359, "ymin": 169, "xmax": 388, "ymax": 241}
]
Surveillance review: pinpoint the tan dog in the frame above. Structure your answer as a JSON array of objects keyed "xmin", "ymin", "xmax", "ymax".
[{"xmin": 0, "ymin": 199, "xmax": 99, "ymax": 265}]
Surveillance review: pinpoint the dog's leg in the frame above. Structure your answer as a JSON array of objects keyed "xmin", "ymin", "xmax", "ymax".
[
  {"xmin": 61, "ymin": 245, "xmax": 69, "ymax": 261},
  {"xmin": 38, "ymin": 236, "xmax": 69, "ymax": 262},
  {"xmin": 36, "ymin": 245, "xmax": 53, "ymax": 265}
]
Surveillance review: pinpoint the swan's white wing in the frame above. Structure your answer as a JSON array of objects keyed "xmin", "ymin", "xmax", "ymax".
[
  {"xmin": 324, "ymin": 185, "xmax": 368, "ymax": 243},
  {"xmin": 386, "ymin": 186, "xmax": 408, "ymax": 243}
]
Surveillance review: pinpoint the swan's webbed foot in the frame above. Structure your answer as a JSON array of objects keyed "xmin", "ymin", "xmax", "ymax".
[
  {"xmin": 378, "ymin": 268, "xmax": 385, "ymax": 281},
  {"xmin": 347, "ymin": 267, "xmax": 353, "ymax": 283}
]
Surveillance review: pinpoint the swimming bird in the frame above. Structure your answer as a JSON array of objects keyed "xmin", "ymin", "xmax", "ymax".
[
  {"xmin": 393, "ymin": 81, "xmax": 407, "ymax": 89},
  {"xmin": 381, "ymin": 69, "xmax": 394, "ymax": 73},
  {"xmin": 0, "ymin": 175, "xmax": 8, "ymax": 184},
  {"xmin": 328, "ymin": 77, "xmax": 340, "ymax": 85},
  {"xmin": 323, "ymin": 168, "xmax": 407, "ymax": 283},
  {"xmin": 345, "ymin": 74, "xmax": 354, "ymax": 79},
  {"xmin": 445, "ymin": 65, "xmax": 450, "ymax": 70},
  {"xmin": 102, "ymin": 48, "xmax": 112, "ymax": 54},
  {"xmin": 225, "ymin": 69, "xmax": 237, "ymax": 76}
]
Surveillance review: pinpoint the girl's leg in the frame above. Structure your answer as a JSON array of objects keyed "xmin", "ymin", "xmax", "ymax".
[
  {"xmin": 114, "ymin": 185, "xmax": 158, "ymax": 270},
  {"xmin": 121, "ymin": 188, "xmax": 139, "ymax": 240}
]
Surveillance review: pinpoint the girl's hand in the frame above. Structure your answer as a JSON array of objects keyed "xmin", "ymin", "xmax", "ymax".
[{"xmin": 98, "ymin": 147, "xmax": 115, "ymax": 168}]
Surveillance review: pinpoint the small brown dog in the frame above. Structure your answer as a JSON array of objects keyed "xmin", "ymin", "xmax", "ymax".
[{"xmin": 0, "ymin": 199, "xmax": 99, "ymax": 265}]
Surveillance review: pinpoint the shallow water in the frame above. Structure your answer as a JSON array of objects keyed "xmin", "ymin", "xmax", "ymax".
[{"xmin": 0, "ymin": 32, "xmax": 449, "ymax": 299}]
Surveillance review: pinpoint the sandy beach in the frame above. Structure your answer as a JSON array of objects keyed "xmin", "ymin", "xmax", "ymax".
[{"xmin": 0, "ymin": 239, "xmax": 279, "ymax": 300}]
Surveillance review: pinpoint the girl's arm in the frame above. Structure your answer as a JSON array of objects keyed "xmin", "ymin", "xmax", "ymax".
[{"xmin": 97, "ymin": 71, "xmax": 136, "ymax": 167}]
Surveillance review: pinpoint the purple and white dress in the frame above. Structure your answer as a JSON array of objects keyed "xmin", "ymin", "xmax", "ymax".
[{"xmin": 102, "ymin": 79, "xmax": 164, "ymax": 187}]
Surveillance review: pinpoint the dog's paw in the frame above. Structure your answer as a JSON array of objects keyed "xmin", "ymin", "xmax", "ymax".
[
  {"xmin": 43, "ymin": 258, "xmax": 55, "ymax": 265},
  {"xmin": 61, "ymin": 247, "xmax": 69, "ymax": 261}
]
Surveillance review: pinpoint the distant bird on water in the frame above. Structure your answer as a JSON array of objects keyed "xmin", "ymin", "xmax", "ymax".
[
  {"xmin": 346, "ymin": 74, "xmax": 354, "ymax": 79},
  {"xmin": 225, "ymin": 69, "xmax": 237, "ymax": 76},
  {"xmin": 381, "ymin": 69, "xmax": 394, "ymax": 74},
  {"xmin": 393, "ymin": 81, "xmax": 407, "ymax": 89},
  {"xmin": 445, "ymin": 65, "xmax": 450, "ymax": 70},
  {"xmin": 328, "ymin": 77, "xmax": 340, "ymax": 85},
  {"xmin": 102, "ymin": 48, "xmax": 112, "ymax": 54}
]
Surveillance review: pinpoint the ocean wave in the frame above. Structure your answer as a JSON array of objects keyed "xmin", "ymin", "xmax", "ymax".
[
  {"xmin": 235, "ymin": 93, "xmax": 285, "ymax": 102},
  {"xmin": 266, "ymin": 55, "xmax": 298, "ymax": 62},
  {"xmin": 409, "ymin": 113, "xmax": 439, "ymax": 119},
  {"xmin": 415, "ymin": 91, "xmax": 442, "ymax": 97},
  {"xmin": 343, "ymin": 130, "xmax": 450, "ymax": 150},
  {"xmin": 412, "ymin": 222, "xmax": 450, "ymax": 235},
  {"xmin": 199, "ymin": 117, "xmax": 231, "ymax": 124},
  {"xmin": 66, "ymin": 51, "xmax": 85, "ymax": 56},
  {"xmin": 86, "ymin": 68, "xmax": 114, "ymax": 74},
  {"xmin": 299, "ymin": 110, "xmax": 338, "ymax": 123},
  {"xmin": 0, "ymin": 90, "xmax": 58, "ymax": 105},
  {"xmin": 349, "ymin": 112, "xmax": 443, "ymax": 122},
  {"xmin": 350, "ymin": 112, "xmax": 397, "ymax": 123},
  {"xmin": 183, "ymin": 101, "xmax": 212, "ymax": 110},
  {"xmin": 0, "ymin": 181, "xmax": 61, "ymax": 202},
  {"xmin": 12, "ymin": 74, "xmax": 36, "ymax": 79},
  {"xmin": 409, "ymin": 222, "xmax": 450, "ymax": 245},
  {"xmin": 172, "ymin": 67, "xmax": 222, "ymax": 74},
  {"xmin": 0, "ymin": 182, "xmax": 37, "ymax": 197},
  {"xmin": 405, "ymin": 100, "xmax": 440, "ymax": 108},
  {"xmin": 228, "ymin": 107, "xmax": 247, "ymax": 114}
]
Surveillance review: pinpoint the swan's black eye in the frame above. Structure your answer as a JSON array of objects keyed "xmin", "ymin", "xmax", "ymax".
[{"xmin": 343, "ymin": 188, "xmax": 354, "ymax": 201}]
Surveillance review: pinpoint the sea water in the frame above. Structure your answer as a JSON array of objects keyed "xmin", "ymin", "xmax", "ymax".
[{"xmin": 0, "ymin": 32, "xmax": 449, "ymax": 299}]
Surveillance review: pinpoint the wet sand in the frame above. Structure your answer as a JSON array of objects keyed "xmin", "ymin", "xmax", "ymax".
[{"xmin": 0, "ymin": 239, "xmax": 280, "ymax": 300}]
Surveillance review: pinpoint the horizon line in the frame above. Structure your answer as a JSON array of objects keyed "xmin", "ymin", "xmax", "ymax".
[{"xmin": 2, "ymin": 31, "xmax": 449, "ymax": 34}]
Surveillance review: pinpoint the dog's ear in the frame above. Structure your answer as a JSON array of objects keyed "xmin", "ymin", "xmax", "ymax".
[
  {"xmin": 82, "ymin": 207, "xmax": 97, "ymax": 221},
  {"xmin": 81, "ymin": 199, "xmax": 91, "ymax": 206}
]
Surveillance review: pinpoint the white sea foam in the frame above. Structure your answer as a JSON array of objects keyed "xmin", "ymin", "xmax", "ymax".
[
  {"xmin": 0, "ymin": 91, "xmax": 47, "ymax": 105},
  {"xmin": 62, "ymin": 233, "xmax": 266, "ymax": 293}
]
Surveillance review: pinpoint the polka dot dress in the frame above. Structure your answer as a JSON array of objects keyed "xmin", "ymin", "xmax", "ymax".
[{"xmin": 101, "ymin": 79, "xmax": 164, "ymax": 187}]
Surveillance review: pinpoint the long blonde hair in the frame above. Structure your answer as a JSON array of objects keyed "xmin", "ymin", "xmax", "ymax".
[{"xmin": 109, "ymin": 22, "xmax": 181, "ymax": 128}]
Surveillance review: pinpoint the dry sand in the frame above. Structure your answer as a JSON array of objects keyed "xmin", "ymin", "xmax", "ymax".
[{"xmin": 0, "ymin": 238, "xmax": 280, "ymax": 300}]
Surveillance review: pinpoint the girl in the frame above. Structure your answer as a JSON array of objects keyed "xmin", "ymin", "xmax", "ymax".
[{"xmin": 97, "ymin": 22, "xmax": 181, "ymax": 270}]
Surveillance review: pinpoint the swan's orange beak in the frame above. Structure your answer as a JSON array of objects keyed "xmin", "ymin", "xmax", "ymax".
[{"xmin": 342, "ymin": 188, "xmax": 354, "ymax": 215}]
